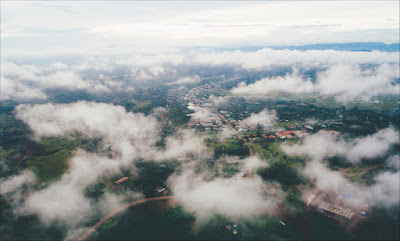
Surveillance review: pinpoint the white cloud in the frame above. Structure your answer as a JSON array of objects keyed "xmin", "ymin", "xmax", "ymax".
[
  {"xmin": 302, "ymin": 159, "xmax": 399, "ymax": 209},
  {"xmin": 15, "ymin": 101, "xmax": 160, "ymax": 162},
  {"xmin": 316, "ymin": 64, "xmax": 400, "ymax": 102},
  {"xmin": 168, "ymin": 168, "xmax": 276, "ymax": 219},
  {"xmin": 0, "ymin": 170, "xmax": 35, "ymax": 195},
  {"xmin": 2, "ymin": 1, "xmax": 398, "ymax": 56},
  {"xmin": 172, "ymin": 75, "xmax": 201, "ymax": 85},
  {"xmin": 232, "ymin": 70, "xmax": 315, "ymax": 97},
  {"xmin": 242, "ymin": 156, "xmax": 268, "ymax": 172},
  {"xmin": 190, "ymin": 108, "xmax": 212, "ymax": 122},
  {"xmin": 1, "ymin": 76, "xmax": 47, "ymax": 100},
  {"xmin": 387, "ymin": 155, "xmax": 400, "ymax": 170},
  {"xmin": 241, "ymin": 109, "xmax": 277, "ymax": 130},
  {"xmin": 11, "ymin": 101, "xmax": 212, "ymax": 229},
  {"xmin": 208, "ymin": 94, "xmax": 231, "ymax": 107},
  {"xmin": 232, "ymin": 63, "xmax": 399, "ymax": 102},
  {"xmin": 283, "ymin": 128, "xmax": 399, "ymax": 164}
]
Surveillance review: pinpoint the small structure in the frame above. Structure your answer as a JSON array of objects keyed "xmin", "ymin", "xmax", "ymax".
[
  {"xmin": 319, "ymin": 202, "xmax": 355, "ymax": 220},
  {"xmin": 275, "ymin": 132, "xmax": 285, "ymax": 139},
  {"xmin": 306, "ymin": 193, "xmax": 316, "ymax": 206},
  {"xmin": 232, "ymin": 224, "xmax": 238, "ymax": 235},
  {"xmin": 155, "ymin": 186, "xmax": 166, "ymax": 194},
  {"xmin": 114, "ymin": 177, "xmax": 129, "ymax": 185}
]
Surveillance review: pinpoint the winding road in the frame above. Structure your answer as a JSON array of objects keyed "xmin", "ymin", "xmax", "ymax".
[{"xmin": 77, "ymin": 196, "xmax": 173, "ymax": 241}]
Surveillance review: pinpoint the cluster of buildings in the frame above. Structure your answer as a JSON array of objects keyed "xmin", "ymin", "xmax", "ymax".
[{"xmin": 272, "ymin": 131, "xmax": 308, "ymax": 139}]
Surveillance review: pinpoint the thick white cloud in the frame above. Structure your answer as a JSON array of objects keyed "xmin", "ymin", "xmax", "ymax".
[
  {"xmin": 316, "ymin": 64, "xmax": 400, "ymax": 102},
  {"xmin": 168, "ymin": 169, "xmax": 276, "ymax": 219},
  {"xmin": 283, "ymin": 128, "xmax": 399, "ymax": 164},
  {"xmin": 1, "ymin": 76, "xmax": 47, "ymax": 101},
  {"xmin": 18, "ymin": 151, "xmax": 142, "ymax": 225},
  {"xmin": 232, "ymin": 63, "xmax": 399, "ymax": 102},
  {"xmin": 232, "ymin": 70, "xmax": 315, "ymax": 96},
  {"xmin": 11, "ymin": 101, "xmax": 211, "ymax": 229},
  {"xmin": 2, "ymin": 49, "xmax": 399, "ymax": 101},
  {"xmin": 153, "ymin": 129, "xmax": 212, "ymax": 161},
  {"xmin": 303, "ymin": 159, "xmax": 399, "ymax": 208},
  {"xmin": 241, "ymin": 109, "xmax": 277, "ymax": 130}
]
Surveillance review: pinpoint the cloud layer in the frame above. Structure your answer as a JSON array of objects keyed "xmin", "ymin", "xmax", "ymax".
[
  {"xmin": 232, "ymin": 63, "xmax": 400, "ymax": 102},
  {"xmin": 283, "ymin": 128, "xmax": 399, "ymax": 164},
  {"xmin": 2, "ymin": 49, "xmax": 399, "ymax": 102}
]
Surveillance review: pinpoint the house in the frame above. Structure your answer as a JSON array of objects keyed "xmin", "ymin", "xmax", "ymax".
[
  {"xmin": 305, "ymin": 125, "xmax": 314, "ymax": 130},
  {"xmin": 282, "ymin": 131, "xmax": 294, "ymax": 139},
  {"xmin": 155, "ymin": 186, "xmax": 167, "ymax": 194},
  {"xmin": 114, "ymin": 177, "xmax": 129, "ymax": 185},
  {"xmin": 292, "ymin": 131, "xmax": 306, "ymax": 138},
  {"xmin": 275, "ymin": 132, "xmax": 285, "ymax": 139}
]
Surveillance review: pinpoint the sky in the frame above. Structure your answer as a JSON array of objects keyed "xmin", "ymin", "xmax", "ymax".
[{"xmin": 1, "ymin": 1, "xmax": 399, "ymax": 58}]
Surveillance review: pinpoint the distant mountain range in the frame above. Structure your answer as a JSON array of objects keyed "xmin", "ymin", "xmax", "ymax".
[{"xmin": 211, "ymin": 42, "xmax": 400, "ymax": 52}]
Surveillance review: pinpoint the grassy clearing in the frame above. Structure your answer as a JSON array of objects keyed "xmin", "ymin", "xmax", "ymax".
[
  {"xmin": 100, "ymin": 219, "xmax": 119, "ymax": 231},
  {"xmin": 26, "ymin": 136, "xmax": 83, "ymax": 183}
]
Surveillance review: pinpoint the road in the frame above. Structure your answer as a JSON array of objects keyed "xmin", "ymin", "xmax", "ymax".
[
  {"xmin": 77, "ymin": 196, "xmax": 173, "ymax": 241},
  {"xmin": 216, "ymin": 112, "xmax": 253, "ymax": 157}
]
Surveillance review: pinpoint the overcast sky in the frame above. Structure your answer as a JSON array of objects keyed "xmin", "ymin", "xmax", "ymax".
[{"xmin": 1, "ymin": 1, "xmax": 399, "ymax": 58}]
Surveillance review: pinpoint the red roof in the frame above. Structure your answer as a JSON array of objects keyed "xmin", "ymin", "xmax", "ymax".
[
  {"xmin": 263, "ymin": 134, "xmax": 268, "ymax": 138},
  {"xmin": 269, "ymin": 135, "xmax": 275, "ymax": 138},
  {"xmin": 276, "ymin": 132, "xmax": 285, "ymax": 137},
  {"xmin": 282, "ymin": 131, "xmax": 292, "ymax": 135}
]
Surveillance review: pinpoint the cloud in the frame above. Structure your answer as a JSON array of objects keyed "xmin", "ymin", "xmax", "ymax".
[
  {"xmin": 283, "ymin": 127, "xmax": 399, "ymax": 163},
  {"xmin": 218, "ymin": 126, "xmax": 235, "ymax": 141},
  {"xmin": 2, "ymin": 2, "xmax": 399, "ymax": 56},
  {"xmin": 241, "ymin": 109, "xmax": 277, "ymax": 130},
  {"xmin": 232, "ymin": 63, "xmax": 399, "ymax": 102},
  {"xmin": 15, "ymin": 101, "xmax": 160, "ymax": 161},
  {"xmin": 387, "ymin": 155, "xmax": 400, "ymax": 170},
  {"xmin": 232, "ymin": 70, "xmax": 315, "ymax": 97},
  {"xmin": 302, "ymin": 159, "xmax": 399, "ymax": 209},
  {"xmin": 190, "ymin": 108, "xmax": 212, "ymax": 122},
  {"xmin": 1, "ymin": 76, "xmax": 47, "ymax": 101},
  {"xmin": 303, "ymin": 159, "xmax": 347, "ymax": 191},
  {"xmin": 10, "ymin": 101, "xmax": 213, "ymax": 232},
  {"xmin": 242, "ymin": 156, "xmax": 268, "ymax": 172},
  {"xmin": 316, "ymin": 64, "xmax": 400, "ymax": 102},
  {"xmin": 168, "ymin": 168, "xmax": 276, "ymax": 220},
  {"xmin": 2, "ymin": 48, "xmax": 399, "ymax": 101},
  {"xmin": 0, "ymin": 170, "xmax": 35, "ymax": 195},
  {"xmin": 208, "ymin": 94, "xmax": 231, "ymax": 107},
  {"xmin": 191, "ymin": 49, "xmax": 399, "ymax": 70},
  {"xmin": 172, "ymin": 75, "xmax": 201, "ymax": 85},
  {"xmin": 154, "ymin": 129, "xmax": 212, "ymax": 161}
]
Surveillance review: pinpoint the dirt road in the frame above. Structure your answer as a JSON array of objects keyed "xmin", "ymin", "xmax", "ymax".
[
  {"xmin": 77, "ymin": 196, "xmax": 173, "ymax": 241},
  {"xmin": 217, "ymin": 112, "xmax": 253, "ymax": 157}
]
